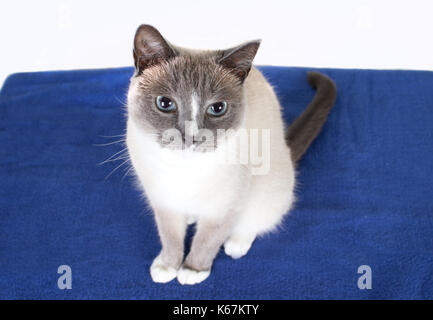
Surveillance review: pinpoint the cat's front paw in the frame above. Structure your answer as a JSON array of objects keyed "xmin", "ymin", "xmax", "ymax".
[
  {"xmin": 177, "ymin": 266, "xmax": 210, "ymax": 285},
  {"xmin": 224, "ymin": 235, "xmax": 255, "ymax": 259},
  {"xmin": 150, "ymin": 254, "xmax": 178, "ymax": 283}
]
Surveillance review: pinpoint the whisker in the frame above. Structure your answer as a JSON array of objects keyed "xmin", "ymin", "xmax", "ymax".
[
  {"xmin": 105, "ymin": 159, "xmax": 130, "ymax": 180},
  {"xmin": 93, "ymin": 139, "xmax": 126, "ymax": 147},
  {"xmin": 98, "ymin": 155, "xmax": 130, "ymax": 166},
  {"xmin": 98, "ymin": 147, "xmax": 129, "ymax": 166},
  {"xmin": 121, "ymin": 166, "xmax": 134, "ymax": 182},
  {"xmin": 99, "ymin": 134, "xmax": 126, "ymax": 138}
]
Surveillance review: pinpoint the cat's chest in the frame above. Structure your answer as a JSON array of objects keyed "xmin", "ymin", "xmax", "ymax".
[
  {"xmin": 130, "ymin": 142, "xmax": 244, "ymax": 216},
  {"xmin": 147, "ymin": 154, "xmax": 220, "ymax": 194}
]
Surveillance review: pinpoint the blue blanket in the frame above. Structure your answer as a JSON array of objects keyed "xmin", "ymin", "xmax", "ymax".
[{"xmin": 1, "ymin": 66, "xmax": 432, "ymax": 299}]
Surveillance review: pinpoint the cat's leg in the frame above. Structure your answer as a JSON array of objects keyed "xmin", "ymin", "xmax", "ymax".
[
  {"xmin": 224, "ymin": 204, "xmax": 289, "ymax": 259},
  {"xmin": 177, "ymin": 216, "xmax": 233, "ymax": 285},
  {"xmin": 224, "ymin": 180, "xmax": 294, "ymax": 259},
  {"xmin": 224, "ymin": 231, "xmax": 256, "ymax": 259},
  {"xmin": 223, "ymin": 209, "xmax": 257, "ymax": 259},
  {"xmin": 150, "ymin": 209, "xmax": 187, "ymax": 283}
]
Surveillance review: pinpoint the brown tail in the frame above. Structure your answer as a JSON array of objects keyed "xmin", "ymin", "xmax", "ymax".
[{"xmin": 286, "ymin": 71, "xmax": 337, "ymax": 163}]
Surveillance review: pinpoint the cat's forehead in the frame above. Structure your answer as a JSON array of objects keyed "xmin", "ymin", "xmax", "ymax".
[{"xmin": 137, "ymin": 55, "xmax": 242, "ymax": 100}]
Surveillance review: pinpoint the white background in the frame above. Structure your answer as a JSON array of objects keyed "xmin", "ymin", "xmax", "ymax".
[{"xmin": 1, "ymin": 0, "xmax": 433, "ymax": 87}]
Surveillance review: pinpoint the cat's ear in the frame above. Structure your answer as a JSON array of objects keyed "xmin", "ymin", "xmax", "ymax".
[
  {"xmin": 133, "ymin": 24, "xmax": 177, "ymax": 74},
  {"xmin": 218, "ymin": 40, "xmax": 261, "ymax": 82}
]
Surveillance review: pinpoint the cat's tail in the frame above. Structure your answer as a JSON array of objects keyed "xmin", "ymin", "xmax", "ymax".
[{"xmin": 286, "ymin": 71, "xmax": 337, "ymax": 163}]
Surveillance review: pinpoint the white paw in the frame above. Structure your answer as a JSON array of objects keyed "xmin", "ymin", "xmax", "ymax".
[
  {"xmin": 150, "ymin": 254, "xmax": 178, "ymax": 283},
  {"xmin": 224, "ymin": 236, "xmax": 255, "ymax": 259},
  {"xmin": 177, "ymin": 266, "xmax": 210, "ymax": 285}
]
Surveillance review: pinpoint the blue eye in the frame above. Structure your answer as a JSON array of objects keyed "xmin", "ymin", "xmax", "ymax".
[
  {"xmin": 156, "ymin": 96, "xmax": 177, "ymax": 112},
  {"xmin": 207, "ymin": 101, "xmax": 227, "ymax": 116}
]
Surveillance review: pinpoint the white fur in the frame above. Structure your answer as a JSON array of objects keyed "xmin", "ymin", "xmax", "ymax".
[
  {"xmin": 177, "ymin": 267, "xmax": 210, "ymax": 285},
  {"xmin": 127, "ymin": 67, "xmax": 296, "ymax": 283},
  {"xmin": 150, "ymin": 253, "xmax": 178, "ymax": 283},
  {"xmin": 224, "ymin": 233, "xmax": 255, "ymax": 259},
  {"xmin": 127, "ymin": 123, "xmax": 246, "ymax": 218},
  {"xmin": 191, "ymin": 93, "xmax": 200, "ymax": 124}
]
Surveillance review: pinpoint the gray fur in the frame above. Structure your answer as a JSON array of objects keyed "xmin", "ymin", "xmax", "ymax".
[
  {"xmin": 183, "ymin": 214, "xmax": 236, "ymax": 272},
  {"xmin": 154, "ymin": 208, "xmax": 186, "ymax": 269},
  {"xmin": 286, "ymin": 71, "xmax": 337, "ymax": 163},
  {"xmin": 155, "ymin": 202, "xmax": 236, "ymax": 273},
  {"xmin": 131, "ymin": 24, "xmax": 260, "ymax": 152}
]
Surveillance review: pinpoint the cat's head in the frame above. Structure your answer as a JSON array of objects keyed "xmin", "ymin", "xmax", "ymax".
[{"xmin": 127, "ymin": 24, "xmax": 260, "ymax": 152}]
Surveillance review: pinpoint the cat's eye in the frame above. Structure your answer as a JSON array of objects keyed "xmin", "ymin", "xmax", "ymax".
[
  {"xmin": 156, "ymin": 96, "xmax": 177, "ymax": 112},
  {"xmin": 206, "ymin": 102, "xmax": 227, "ymax": 117}
]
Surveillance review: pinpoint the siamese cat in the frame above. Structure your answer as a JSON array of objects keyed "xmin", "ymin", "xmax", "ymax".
[{"xmin": 126, "ymin": 25, "xmax": 337, "ymax": 285}]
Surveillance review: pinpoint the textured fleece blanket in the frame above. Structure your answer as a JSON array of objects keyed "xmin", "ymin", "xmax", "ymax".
[{"xmin": 1, "ymin": 66, "xmax": 432, "ymax": 299}]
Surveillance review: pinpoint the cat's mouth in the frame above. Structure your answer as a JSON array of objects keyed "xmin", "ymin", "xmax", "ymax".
[
  {"xmin": 185, "ymin": 136, "xmax": 216, "ymax": 151},
  {"xmin": 189, "ymin": 137, "xmax": 205, "ymax": 146},
  {"xmin": 158, "ymin": 133, "xmax": 217, "ymax": 153}
]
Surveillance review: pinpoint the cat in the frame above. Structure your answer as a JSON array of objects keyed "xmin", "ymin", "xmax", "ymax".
[{"xmin": 126, "ymin": 25, "xmax": 337, "ymax": 285}]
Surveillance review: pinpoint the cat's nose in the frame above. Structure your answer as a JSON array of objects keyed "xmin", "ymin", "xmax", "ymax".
[
  {"xmin": 183, "ymin": 134, "xmax": 200, "ymax": 148},
  {"xmin": 184, "ymin": 120, "xmax": 199, "ymax": 137},
  {"xmin": 181, "ymin": 120, "xmax": 199, "ymax": 148}
]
